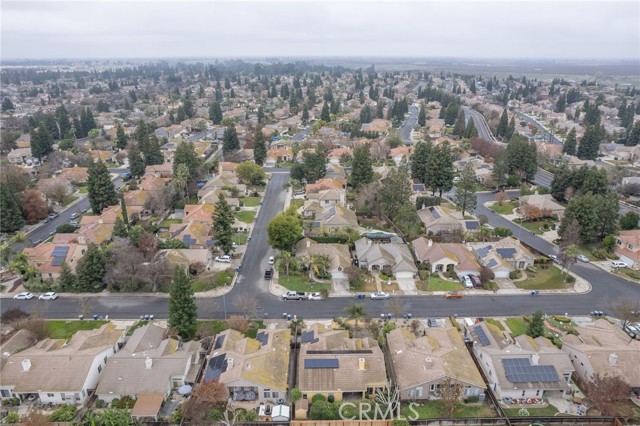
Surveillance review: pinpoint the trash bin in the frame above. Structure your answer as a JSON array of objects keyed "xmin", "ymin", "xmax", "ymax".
[{"xmin": 92, "ymin": 315, "xmax": 98, "ymax": 320}]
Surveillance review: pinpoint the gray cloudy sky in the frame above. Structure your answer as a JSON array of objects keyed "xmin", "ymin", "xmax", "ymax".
[{"xmin": 1, "ymin": 1, "xmax": 638, "ymax": 60}]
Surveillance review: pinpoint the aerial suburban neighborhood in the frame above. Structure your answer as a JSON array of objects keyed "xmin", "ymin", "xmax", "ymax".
[{"xmin": 0, "ymin": 1, "xmax": 639, "ymax": 425}]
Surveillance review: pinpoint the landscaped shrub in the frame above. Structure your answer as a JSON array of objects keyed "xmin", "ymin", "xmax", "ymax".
[
  {"xmin": 311, "ymin": 394, "xmax": 327, "ymax": 404},
  {"xmin": 95, "ymin": 399, "xmax": 105, "ymax": 408},
  {"xmin": 565, "ymin": 275, "xmax": 576, "ymax": 284},
  {"xmin": 327, "ymin": 394, "xmax": 335, "ymax": 403},
  {"xmin": 509, "ymin": 270, "xmax": 522, "ymax": 280},
  {"xmin": 553, "ymin": 316, "xmax": 571, "ymax": 323},
  {"xmin": 464, "ymin": 396, "xmax": 480, "ymax": 403},
  {"xmin": 526, "ymin": 265, "xmax": 538, "ymax": 273},
  {"xmin": 112, "ymin": 395, "xmax": 136, "ymax": 409},
  {"xmin": 50, "ymin": 405, "xmax": 76, "ymax": 422},
  {"xmin": 591, "ymin": 248, "xmax": 609, "ymax": 260},
  {"xmin": 2, "ymin": 412, "xmax": 19, "ymax": 423}
]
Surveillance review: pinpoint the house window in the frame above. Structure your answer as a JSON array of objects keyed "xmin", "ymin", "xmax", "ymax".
[
  {"xmin": 263, "ymin": 389, "xmax": 270, "ymax": 399},
  {"xmin": 61, "ymin": 393, "xmax": 66, "ymax": 400},
  {"xmin": 415, "ymin": 387, "xmax": 423, "ymax": 397},
  {"xmin": 97, "ymin": 365, "xmax": 102, "ymax": 373},
  {"xmin": 47, "ymin": 393, "xmax": 54, "ymax": 398},
  {"xmin": 1, "ymin": 390, "xmax": 11, "ymax": 398},
  {"xmin": 407, "ymin": 390, "xmax": 414, "ymax": 398},
  {"xmin": 429, "ymin": 384, "xmax": 436, "ymax": 392},
  {"xmin": 302, "ymin": 394, "xmax": 307, "ymax": 400},
  {"xmin": 536, "ymin": 390, "xmax": 540, "ymax": 397},
  {"xmin": 75, "ymin": 393, "xmax": 80, "ymax": 401}
]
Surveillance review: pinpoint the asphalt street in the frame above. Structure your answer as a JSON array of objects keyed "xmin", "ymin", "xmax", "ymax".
[
  {"xmin": 516, "ymin": 112, "xmax": 562, "ymax": 145},
  {"xmin": 400, "ymin": 104, "xmax": 419, "ymax": 142}
]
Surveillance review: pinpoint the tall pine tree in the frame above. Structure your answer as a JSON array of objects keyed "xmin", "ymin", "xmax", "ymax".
[
  {"xmin": 115, "ymin": 123, "xmax": 127, "ymax": 150},
  {"xmin": 213, "ymin": 193, "xmax": 235, "ymax": 254},
  {"xmin": 168, "ymin": 266, "xmax": 197, "ymax": 339},
  {"xmin": 31, "ymin": 122, "xmax": 54, "ymax": 160},
  {"xmin": 128, "ymin": 145, "xmax": 146, "ymax": 178},
  {"xmin": 563, "ymin": 128, "xmax": 577, "ymax": 156},
  {"xmin": 209, "ymin": 101, "xmax": 223, "ymax": 124},
  {"xmin": 411, "ymin": 142, "xmax": 431, "ymax": 183},
  {"xmin": 321, "ymin": 102, "xmax": 331, "ymax": 122},
  {"xmin": 222, "ymin": 124, "xmax": 240, "ymax": 153},
  {"xmin": 350, "ymin": 145, "xmax": 374, "ymax": 188},
  {"xmin": 87, "ymin": 160, "xmax": 117, "ymax": 214},
  {"xmin": 496, "ymin": 109, "xmax": 509, "ymax": 138},
  {"xmin": 0, "ymin": 183, "xmax": 25, "ymax": 232},
  {"xmin": 253, "ymin": 125, "xmax": 267, "ymax": 166},
  {"xmin": 75, "ymin": 243, "xmax": 106, "ymax": 292}
]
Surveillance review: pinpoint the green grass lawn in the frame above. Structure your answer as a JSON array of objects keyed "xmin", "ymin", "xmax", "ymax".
[
  {"xmin": 614, "ymin": 267, "xmax": 640, "ymax": 281},
  {"xmin": 240, "ymin": 197, "xmax": 261, "ymax": 207},
  {"xmin": 514, "ymin": 266, "xmax": 568, "ymax": 290},
  {"xmin": 505, "ymin": 317, "xmax": 527, "ymax": 336},
  {"xmin": 516, "ymin": 219, "xmax": 556, "ymax": 235},
  {"xmin": 276, "ymin": 161, "xmax": 296, "ymax": 168},
  {"xmin": 191, "ymin": 270, "xmax": 234, "ymax": 292},
  {"xmin": 76, "ymin": 184, "xmax": 88, "ymax": 194},
  {"xmin": 485, "ymin": 318, "xmax": 505, "ymax": 331},
  {"xmin": 46, "ymin": 320, "xmax": 108, "ymax": 339},
  {"xmin": 62, "ymin": 195, "xmax": 78, "ymax": 206},
  {"xmin": 491, "ymin": 201, "xmax": 518, "ymax": 215},
  {"xmin": 278, "ymin": 273, "xmax": 331, "ymax": 292},
  {"xmin": 159, "ymin": 218, "xmax": 183, "ymax": 228},
  {"xmin": 290, "ymin": 198, "xmax": 304, "ymax": 210},
  {"xmin": 234, "ymin": 210, "xmax": 256, "ymax": 223},
  {"xmin": 504, "ymin": 404, "xmax": 559, "ymax": 417},
  {"xmin": 126, "ymin": 320, "xmax": 148, "ymax": 336},
  {"xmin": 417, "ymin": 274, "xmax": 464, "ymax": 291},
  {"xmin": 197, "ymin": 320, "xmax": 228, "ymax": 336},
  {"xmin": 402, "ymin": 401, "xmax": 495, "ymax": 418},
  {"xmin": 245, "ymin": 320, "xmax": 267, "ymax": 339},
  {"xmin": 232, "ymin": 233, "xmax": 249, "ymax": 245}
]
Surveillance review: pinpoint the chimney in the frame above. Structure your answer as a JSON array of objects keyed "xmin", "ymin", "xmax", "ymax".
[
  {"xmin": 428, "ymin": 239, "xmax": 433, "ymax": 247},
  {"xmin": 145, "ymin": 357, "xmax": 153, "ymax": 369},
  {"xmin": 98, "ymin": 219, "xmax": 104, "ymax": 224},
  {"xmin": 531, "ymin": 353, "xmax": 540, "ymax": 365},
  {"xmin": 21, "ymin": 359, "xmax": 31, "ymax": 372},
  {"xmin": 367, "ymin": 239, "xmax": 372, "ymax": 246},
  {"xmin": 608, "ymin": 353, "xmax": 618, "ymax": 367},
  {"xmin": 358, "ymin": 358, "xmax": 366, "ymax": 370},
  {"xmin": 307, "ymin": 239, "xmax": 311, "ymax": 248},
  {"xmin": 425, "ymin": 357, "xmax": 432, "ymax": 367}
]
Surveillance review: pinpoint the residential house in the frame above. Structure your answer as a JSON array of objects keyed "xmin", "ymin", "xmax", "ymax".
[
  {"xmin": 310, "ymin": 206, "xmax": 359, "ymax": 235},
  {"xmin": 390, "ymin": 146, "xmax": 411, "ymax": 165},
  {"xmin": 145, "ymin": 163, "xmax": 173, "ymax": 178},
  {"xmin": 96, "ymin": 324, "xmax": 203, "ymax": 404},
  {"xmin": 294, "ymin": 238, "xmax": 351, "ymax": 281},
  {"xmin": 354, "ymin": 237, "xmax": 418, "ymax": 281},
  {"xmin": 0, "ymin": 330, "xmax": 36, "ymax": 370},
  {"xmin": 58, "ymin": 167, "xmax": 88, "ymax": 183},
  {"xmin": 306, "ymin": 188, "xmax": 346, "ymax": 208},
  {"xmin": 327, "ymin": 147, "xmax": 352, "ymax": 165},
  {"xmin": 0, "ymin": 323, "xmax": 125, "ymax": 404},
  {"xmin": 613, "ymin": 230, "xmax": 640, "ymax": 269},
  {"xmin": 560, "ymin": 319, "xmax": 640, "ymax": 390},
  {"xmin": 184, "ymin": 204, "xmax": 216, "ymax": 225},
  {"xmin": 204, "ymin": 328, "xmax": 291, "ymax": 404},
  {"xmin": 417, "ymin": 205, "xmax": 464, "ymax": 235},
  {"xmin": 298, "ymin": 324, "xmax": 387, "ymax": 401},
  {"xmin": 22, "ymin": 242, "xmax": 88, "ymax": 282},
  {"xmin": 154, "ymin": 249, "xmax": 212, "ymax": 272},
  {"xmin": 197, "ymin": 174, "xmax": 247, "ymax": 203},
  {"xmin": 169, "ymin": 222, "xmax": 214, "ymax": 249},
  {"xmin": 387, "ymin": 327, "xmax": 485, "ymax": 401},
  {"xmin": 412, "ymin": 238, "xmax": 481, "ymax": 276},
  {"xmin": 7, "ymin": 147, "xmax": 32, "ymax": 164},
  {"xmin": 519, "ymin": 193, "xmax": 565, "ymax": 219},
  {"xmin": 264, "ymin": 147, "xmax": 293, "ymax": 167},
  {"xmin": 468, "ymin": 322, "xmax": 573, "ymax": 400},
  {"xmin": 305, "ymin": 178, "xmax": 346, "ymax": 194},
  {"xmin": 470, "ymin": 238, "xmax": 535, "ymax": 279}
]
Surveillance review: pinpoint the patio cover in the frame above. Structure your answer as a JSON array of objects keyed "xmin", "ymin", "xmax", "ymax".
[{"xmin": 131, "ymin": 392, "xmax": 164, "ymax": 420}]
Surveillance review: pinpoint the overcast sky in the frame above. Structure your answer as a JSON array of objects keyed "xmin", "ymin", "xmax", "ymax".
[{"xmin": 1, "ymin": 1, "xmax": 638, "ymax": 60}]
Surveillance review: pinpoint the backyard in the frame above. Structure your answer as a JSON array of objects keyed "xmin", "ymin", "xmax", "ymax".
[
  {"xmin": 402, "ymin": 401, "xmax": 495, "ymax": 418},
  {"xmin": 234, "ymin": 210, "xmax": 257, "ymax": 223},
  {"xmin": 504, "ymin": 404, "xmax": 559, "ymax": 417},
  {"xmin": 46, "ymin": 320, "xmax": 108, "ymax": 339},
  {"xmin": 514, "ymin": 266, "xmax": 569, "ymax": 290}
]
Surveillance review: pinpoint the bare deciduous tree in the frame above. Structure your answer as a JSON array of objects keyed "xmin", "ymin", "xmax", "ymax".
[
  {"xmin": 440, "ymin": 377, "xmax": 463, "ymax": 418},
  {"xmin": 226, "ymin": 315, "xmax": 250, "ymax": 333},
  {"xmin": 607, "ymin": 297, "xmax": 640, "ymax": 328},
  {"xmin": 234, "ymin": 293, "xmax": 259, "ymax": 319},
  {"xmin": 43, "ymin": 180, "xmax": 70, "ymax": 205},
  {"xmin": 583, "ymin": 373, "xmax": 631, "ymax": 416},
  {"xmin": 385, "ymin": 297, "xmax": 406, "ymax": 318}
]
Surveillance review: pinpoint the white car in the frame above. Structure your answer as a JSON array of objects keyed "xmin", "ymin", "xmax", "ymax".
[
  {"xmin": 611, "ymin": 260, "xmax": 628, "ymax": 269},
  {"xmin": 308, "ymin": 292, "xmax": 323, "ymax": 301},
  {"xmin": 13, "ymin": 292, "xmax": 34, "ymax": 300},
  {"xmin": 39, "ymin": 292, "xmax": 58, "ymax": 300},
  {"xmin": 268, "ymin": 256, "xmax": 275, "ymax": 265},
  {"xmin": 577, "ymin": 255, "xmax": 589, "ymax": 263},
  {"xmin": 215, "ymin": 255, "xmax": 231, "ymax": 263},
  {"xmin": 370, "ymin": 292, "xmax": 390, "ymax": 300},
  {"xmin": 462, "ymin": 276, "xmax": 473, "ymax": 289}
]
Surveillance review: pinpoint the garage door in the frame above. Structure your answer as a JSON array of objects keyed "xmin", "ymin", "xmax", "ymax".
[
  {"xmin": 493, "ymin": 270, "xmax": 509, "ymax": 279},
  {"xmin": 619, "ymin": 254, "xmax": 635, "ymax": 268}
]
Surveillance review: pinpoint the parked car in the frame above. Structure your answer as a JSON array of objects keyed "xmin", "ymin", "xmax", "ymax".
[
  {"xmin": 462, "ymin": 275, "xmax": 473, "ymax": 289},
  {"xmin": 70, "ymin": 213, "xmax": 79, "ymax": 219},
  {"xmin": 308, "ymin": 292, "xmax": 323, "ymax": 301},
  {"xmin": 611, "ymin": 260, "xmax": 629, "ymax": 269},
  {"xmin": 32, "ymin": 240, "xmax": 41, "ymax": 247},
  {"xmin": 577, "ymin": 255, "xmax": 589, "ymax": 263},
  {"xmin": 282, "ymin": 291, "xmax": 306, "ymax": 300},
  {"xmin": 48, "ymin": 213, "xmax": 59, "ymax": 219},
  {"xmin": 264, "ymin": 267, "xmax": 273, "ymax": 280},
  {"xmin": 13, "ymin": 292, "xmax": 34, "ymax": 300},
  {"xmin": 469, "ymin": 275, "xmax": 482, "ymax": 288},
  {"xmin": 548, "ymin": 254, "xmax": 558, "ymax": 262},
  {"xmin": 491, "ymin": 187, "xmax": 503, "ymax": 194},
  {"xmin": 81, "ymin": 208, "xmax": 88, "ymax": 213},
  {"xmin": 215, "ymin": 255, "xmax": 231, "ymax": 263},
  {"xmin": 370, "ymin": 292, "xmax": 390, "ymax": 300},
  {"xmin": 268, "ymin": 256, "xmax": 275, "ymax": 265},
  {"xmin": 39, "ymin": 292, "xmax": 58, "ymax": 300},
  {"xmin": 445, "ymin": 291, "xmax": 462, "ymax": 299},
  {"xmin": 622, "ymin": 324, "xmax": 639, "ymax": 339},
  {"xmin": 590, "ymin": 311, "xmax": 606, "ymax": 317}
]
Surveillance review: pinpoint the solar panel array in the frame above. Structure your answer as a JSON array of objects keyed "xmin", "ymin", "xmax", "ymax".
[
  {"xmin": 213, "ymin": 335, "xmax": 225, "ymax": 350},
  {"xmin": 256, "ymin": 331, "xmax": 269, "ymax": 346},
  {"xmin": 496, "ymin": 248, "xmax": 517, "ymax": 259},
  {"xmin": 476, "ymin": 245, "xmax": 493, "ymax": 259},
  {"xmin": 301, "ymin": 331, "xmax": 316, "ymax": 343},
  {"xmin": 429, "ymin": 207, "xmax": 440, "ymax": 219},
  {"xmin": 475, "ymin": 326, "xmax": 491, "ymax": 346},
  {"xmin": 304, "ymin": 358, "xmax": 339, "ymax": 369},
  {"xmin": 502, "ymin": 358, "xmax": 559, "ymax": 383},
  {"xmin": 486, "ymin": 259, "xmax": 498, "ymax": 269},
  {"xmin": 204, "ymin": 354, "xmax": 228, "ymax": 381},
  {"xmin": 465, "ymin": 221, "xmax": 480, "ymax": 230},
  {"xmin": 51, "ymin": 246, "xmax": 69, "ymax": 266},
  {"xmin": 325, "ymin": 206, "xmax": 336, "ymax": 220},
  {"xmin": 182, "ymin": 234, "xmax": 197, "ymax": 246}
]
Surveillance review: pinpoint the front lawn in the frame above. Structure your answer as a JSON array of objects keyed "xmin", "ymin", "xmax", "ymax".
[
  {"xmin": 278, "ymin": 273, "xmax": 331, "ymax": 293},
  {"xmin": 159, "ymin": 218, "xmax": 183, "ymax": 228},
  {"xmin": 484, "ymin": 318, "xmax": 505, "ymax": 331},
  {"xmin": 417, "ymin": 273, "xmax": 464, "ymax": 291},
  {"xmin": 614, "ymin": 267, "xmax": 640, "ymax": 281},
  {"xmin": 290, "ymin": 198, "xmax": 304, "ymax": 210},
  {"xmin": 276, "ymin": 161, "xmax": 296, "ymax": 168},
  {"xmin": 234, "ymin": 210, "xmax": 256, "ymax": 223},
  {"xmin": 47, "ymin": 320, "xmax": 108, "ymax": 339},
  {"xmin": 505, "ymin": 317, "xmax": 527, "ymax": 336},
  {"xmin": 402, "ymin": 401, "xmax": 495, "ymax": 418},
  {"xmin": 514, "ymin": 266, "xmax": 569, "ymax": 290},
  {"xmin": 76, "ymin": 184, "xmax": 88, "ymax": 194},
  {"xmin": 232, "ymin": 233, "xmax": 249, "ymax": 245},
  {"xmin": 491, "ymin": 201, "xmax": 518, "ymax": 215},
  {"xmin": 504, "ymin": 404, "xmax": 559, "ymax": 417},
  {"xmin": 191, "ymin": 270, "xmax": 234, "ymax": 292},
  {"xmin": 240, "ymin": 197, "xmax": 261, "ymax": 207},
  {"xmin": 516, "ymin": 219, "xmax": 556, "ymax": 235},
  {"xmin": 62, "ymin": 195, "xmax": 78, "ymax": 206}
]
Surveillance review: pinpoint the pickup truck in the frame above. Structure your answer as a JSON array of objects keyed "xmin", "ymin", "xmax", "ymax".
[{"xmin": 282, "ymin": 291, "xmax": 306, "ymax": 300}]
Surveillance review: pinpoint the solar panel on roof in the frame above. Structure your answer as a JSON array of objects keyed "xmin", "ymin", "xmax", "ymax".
[
  {"xmin": 476, "ymin": 245, "xmax": 492, "ymax": 259},
  {"xmin": 465, "ymin": 221, "xmax": 480, "ymax": 230},
  {"xmin": 502, "ymin": 358, "xmax": 560, "ymax": 383},
  {"xmin": 312, "ymin": 221, "xmax": 321, "ymax": 228},
  {"xmin": 256, "ymin": 332, "xmax": 269, "ymax": 346},
  {"xmin": 182, "ymin": 235, "xmax": 196, "ymax": 245},
  {"xmin": 325, "ymin": 206, "xmax": 336, "ymax": 219},
  {"xmin": 301, "ymin": 330, "xmax": 316, "ymax": 343},
  {"xmin": 429, "ymin": 207, "xmax": 440, "ymax": 219},
  {"xmin": 52, "ymin": 246, "xmax": 70, "ymax": 256},
  {"xmin": 304, "ymin": 358, "xmax": 339, "ymax": 369},
  {"xmin": 486, "ymin": 259, "xmax": 498, "ymax": 268},
  {"xmin": 203, "ymin": 354, "xmax": 228, "ymax": 381},
  {"xmin": 496, "ymin": 248, "xmax": 517, "ymax": 259},
  {"xmin": 475, "ymin": 326, "xmax": 491, "ymax": 346},
  {"xmin": 213, "ymin": 335, "xmax": 225, "ymax": 350}
]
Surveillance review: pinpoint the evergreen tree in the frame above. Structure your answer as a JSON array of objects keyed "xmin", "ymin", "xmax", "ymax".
[
  {"xmin": 57, "ymin": 262, "xmax": 76, "ymax": 292},
  {"xmin": 464, "ymin": 119, "xmax": 478, "ymax": 138},
  {"xmin": 301, "ymin": 104, "xmax": 309, "ymax": 124},
  {"xmin": 584, "ymin": 103, "xmax": 601, "ymax": 126},
  {"xmin": 173, "ymin": 141, "xmax": 200, "ymax": 178},
  {"xmin": 142, "ymin": 135, "xmax": 164, "ymax": 165},
  {"xmin": 209, "ymin": 101, "xmax": 223, "ymax": 124},
  {"xmin": 0, "ymin": 183, "xmax": 25, "ymax": 232},
  {"xmin": 625, "ymin": 121, "xmax": 640, "ymax": 147},
  {"xmin": 527, "ymin": 310, "xmax": 545, "ymax": 338},
  {"xmin": 359, "ymin": 105, "xmax": 372, "ymax": 124},
  {"xmin": 505, "ymin": 135, "xmax": 538, "ymax": 180},
  {"xmin": 87, "ymin": 160, "xmax": 118, "ymax": 214},
  {"xmin": 411, "ymin": 142, "xmax": 431, "ymax": 182},
  {"xmin": 376, "ymin": 100, "xmax": 385, "ymax": 119},
  {"xmin": 555, "ymin": 94, "xmax": 566, "ymax": 113},
  {"xmin": 75, "ymin": 243, "xmax": 106, "ymax": 292},
  {"xmin": 73, "ymin": 115, "xmax": 85, "ymax": 138},
  {"xmin": 128, "ymin": 145, "xmax": 145, "ymax": 178},
  {"xmin": 455, "ymin": 163, "xmax": 477, "ymax": 217},
  {"xmin": 253, "ymin": 125, "xmax": 267, "ymax": 166},
  {"xmin": 31, "ymin": 122, "xmax": 54, "ymax": 160},
  {"xmin": 222, "ymin": 124, "xmax": 240, "ymax": 153},
  {"xmin": 444, "ymin": 102, "xmax": 459, "ymax": 126},
  {"xmin": 120, "ymin": 194, "xmax": 129, "ymax": 228},
  {"xmin": 81, "ymin": 107, "xmax": 97, "ymax": 135},
  {"xmin": 168, "ymin": 266, "xmax": 197, "ymax": 340},
  {"xmin": 452, "ymin": 110, "xmax": 466, "ymax": 137},
  {"xmin": 115, "ymin": 123, "xmax": 127, "ymax": 150},
  {"xmin": 213, "ymin": 194, "xmax": 235, "ymax": 254},
  {"xmin": 576, "ymin": 125, "xmax": 602, "ymax": 160},
  {"xmin": 55, "ymin": 104, "xmax": 71, "ymax": 139},
  {"xmin": 379, "ymin": 166, "xmax": 412, "ymax": 218},
  {"xmin": 428, "ymin": 142, "xmax": 455, "ymax": 197},
  {"xmin": 350, "ymin": 145, "xmax": 374, "ymax": 188},
  {"xmin": 496, "ymin": 109, "xmax": 509, "ymax": 138},
  {"xmin": 417, "ymin": 103, "xmax": 427, "ymax": 127},
  {"xmin": 469, "ymin": 80, "xmax": 476, "ymax": 94},
  {"xmin": 563, "ymin": 128, "xmax": 577, "ymax": 156},
  {"xmin": 1, "ymin": 97, "xmax": 14, "ymax": 112},
  {"xmin": 321, "ymin": 102, "xmax": 331, "ymax": 122},
  {"xmin": 505, "ymin": 116, "xmax": 516, "ymax": 141},
  {"xmin": 112, "ymin": 216, "xmax": 128, "ymax": 238}
]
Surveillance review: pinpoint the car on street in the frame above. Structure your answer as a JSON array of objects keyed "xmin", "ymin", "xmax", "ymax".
[
  {"xmin": 268, "ymin": 256, "xmax": 275, "ymax": 265},
  {"xmin": 445, "ymin": 291, "xmax": 462, "ymax": 299},
  {"xmin": 590, "ymin": 311, "xmax": 606, "ymax": 317},
  {"xmin": 13, "ymin": 292, "xmax": 34, "ymax": 300},
  {"xmin": 611, "ymin": 260, "xmax": 629, "ymax": 269},
  {"xmin": 308, "ymin": 292, "xmax": 323, "ymax": 301},
  {"xmin": 264, "ymin": 267, "xmax": 273, "ymax": 280},
  {"xmin": 548, "ymin": 254, "xmax": 557, "ymax": 262},
  {"xmin": 622, "ymin": 324, "xmax": 639, "ymax": 339},
  {"xmin": 282, "ymin": 291, "xmax": 306, "ymax": 300},
  {"xmin": 70, "ymin": 213, "xmax": 79, "ymax": 219},
  {"xmin": 32, "ymin": 240, "xmax": 41, "ymax": 247},
  {"xmin": 491, "ymin": 187, "xmax": 504, "ymax": 194},
  {"xmin": 81, "ymin": 208, "xmax": 88, "ymax": 213},
  {"xmin": 39, "ymin": 292, "xmax": 58, "ymax": 300},
  {"xmin": 577, "ymin": 255, "xmax": 589, "ymax": 263},
  {"xmin": 370, "ymin": 292, "xmax": 390, "ymax": 300},
  {"xmin": 215, "ymin": 255, "xmax": 231, "ymax": 263},
  {"xmin": 48, "ymin": 213, "xmax": 59, "ymax": 220}
]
